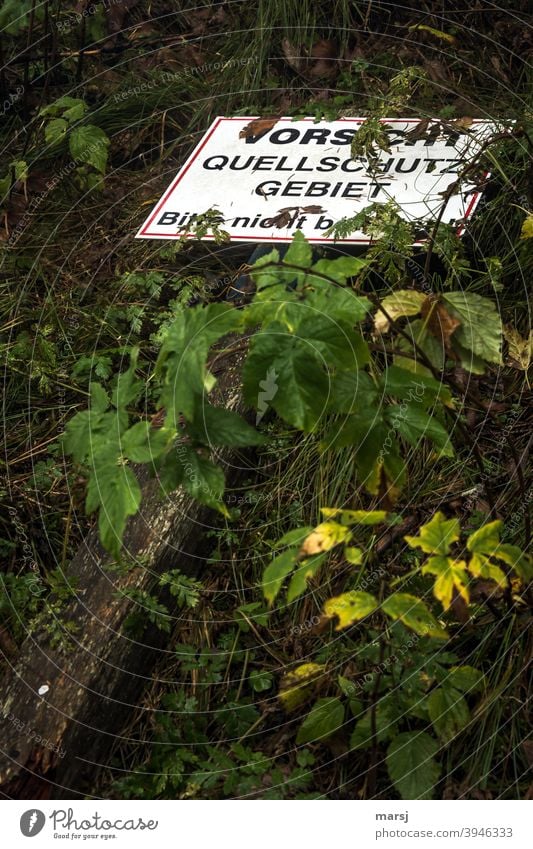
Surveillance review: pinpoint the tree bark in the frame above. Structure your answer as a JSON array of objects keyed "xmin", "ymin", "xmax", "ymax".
[{"xmin": 0, "ymin": 345, "xmax": 250, "ymax": 799}]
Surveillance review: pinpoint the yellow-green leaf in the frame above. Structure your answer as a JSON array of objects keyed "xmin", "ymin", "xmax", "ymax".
[
  {"xmin": 321, "ymin": 507, "xmax": 388, "ymax": 526},
  {"xmin": 278, "ymin": 663, "xmax": 325, "ymax": 712},
  {"xmin": 408, "ymin": 23, "xmax": 456, "ymax": 44},
  {"xmin": 299, "ymin": 521, "xmax": 351, "ymax": 556},
  {"xmin": 374, "ymin": 290, "xmax": 427, "ymax": 334},
  {"xmin": 382, "ymin": 592, "xmax": 447, "ymax": 639},
  {"xmin": 344, "ymin": 546, "xmax": 364, "ymax": 565},
  {"xmin": 467, "ymin": 520, "xmax": 503, "ymax": 554},
  {"xmin": 405, "ymin": 512, "xmax": 460, "ymax": 555},
  {"xmin": 520, "ymin": 214, "xmax": 533, "ymax": 239},
  {"xmin": 468, "ymin": 553, "xmax": 507, "ymax": 587},
  {"xmin": 323, "ymin": 591, "xmax": 378, "ymax": 630},
  {"xmin": 422, "ymin": 555, "xmax": 470, "ymax": 610}
]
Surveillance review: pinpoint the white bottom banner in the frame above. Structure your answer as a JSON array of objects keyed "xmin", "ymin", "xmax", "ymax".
[{"xmin": 3, "ymin": 800, "xmax": 530, "ymax": 848}]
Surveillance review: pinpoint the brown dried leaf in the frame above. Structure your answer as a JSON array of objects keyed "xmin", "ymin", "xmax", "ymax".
[
  {"xmin": 281, "ymin": 38, "xmax": 304, "ymax": 73},
  {"xmin": 263, "ymin": 210, "xmax": 295, "ymax": 229},
  {"xmin": 422, "ymin": 296, "xmax": 461, "ymax": 351},
  {"xmin": 239, "ymin": 116, "xmax": 280, "ymax": 140},
  {"xmin": 504, "ymin": 325, "xmax": 533, "ymax": 370},
  {"xmin": 307, "ymin": 38, "xmax": 339, "ymax": 80}
]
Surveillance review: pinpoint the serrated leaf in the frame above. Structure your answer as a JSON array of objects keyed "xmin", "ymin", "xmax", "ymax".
[
  {"xmin": 380, "ymin": 365, "xmax": 454, "ymax": 408},
  {"xmin": 467, "ymin": 520, "xmax": 503, "ymax": 554},
  {"xmin": 296, "ymin": 697, "xmax": 344, "ymax": 745},
  {"xmin": 188, "ymin": 403, "xmax": 266, "ymax": 447},
  {"xmin": 179, "ymin": 447, "xmax": 226, "ymax": 511},
  {"xmin": 387, "ymin": 403, "xmax": 453, "ymax": 457},
  {"xmin": 442, "ymin": 291, "xmax": 502, "ymax": 365},
  {"xmin": 375, "ymin": 290, "xmax": 426, "ymax": 334},
  {"xmin": 111, "ymin": 347, "xmax": 142, "ymax": 410},
  {"xmin": 492, "ymin": 543, "xmax": 532, "ymax": 583},
  {"xmin": 158, "ymin": 303, "xmax": 242, "ymax": 422},
  {"xmin": 382, "ymin": 592, "xmax": 447, "ymax": 638},
  {"xmin": 326, "ymin": 370, "xmax": 379, "ymax": 414},
  {"xmin": 282, "ymin": 230, "xmax": 312, "ymax": 284},
  {"xmin": 386, "ymin": 731, "xmax": 440, "ymax": 800},
  {"xmin": 311, "ymin": 255, "xmax": 368, "ymax": 284},
  {"xmin": 45, "ymin": 118, "xmax": 68, "ymax": 145},
  {"xmin": 323, "ymin": 590, "xmax": 378, "ymax": 630},
  {"xmin": 121, "ymin": 421, "xmax": 171, "ymax": 463},
  {"xmin": 405, "ymin": 511, "xmax": 460, "ymax": 555},
  {"xmin": 468, "ymin": 553, "xmax": 507, "ymax": 587},
  {"xmin": 249, "ymin": 247, "xmax": 280, "ymax": 287},
  {"xmin": 428, "ymin": 686, "xmax": 469, "ymax": 742},
  {"xmin": 89, "ymin": 382, "xmax": 109, "ymax": 414},
  {"xmin": 86, "ymin": 454, "xmax": 141, "ymax": 557},
  {"xmin": 304, "ymin": 285, "xmax": 371, "ymax": 324},
  {"xmin": 69, "ymin": 124, "xmax": 110, "ymax": 173},
  {"xmin": 299, "ymin": 521, "xmax": 351, "ymax": 556},
  {"xmin": 422, "ymin": 555, "xmax": 470, "ymax": 610}
]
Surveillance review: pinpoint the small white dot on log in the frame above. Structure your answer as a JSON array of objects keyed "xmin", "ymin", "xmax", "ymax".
[{"xmin": 38, "ymin": 685, "xmax": 49, "ymax": 696}]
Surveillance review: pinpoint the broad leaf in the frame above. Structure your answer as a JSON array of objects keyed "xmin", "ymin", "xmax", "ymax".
[
  {"xmin": 422, "ymin": 555, "xmax": 470, "ymax": 610},
  {"xmin": 188, "ymin": 403, "xmax": 266, "ymax": 447},
  {"xmin": 321, "ymin": 508, "xmax": 387, "ymax": 525},
  {"xmin": 428, "ymin": 686, "xmax": 470, "ymax": 742},
  {"xmin": 86, "ymin": 453, "xmax": 141, "ymax": 557},
  {"xmin": 382, "ymin": 592, "xmax": 447, "ymax": 638},
  {"xmin": 287, "ymin": 553, "xmax": 326, "ymax": 602},
  {"xmin": 374, "ymin": 290, "xmax": 426, "ymax": 334},
  {"xmin": 299, "ymin": 521, "xmax": 351, "ymax": 556},
  {"xmin": 442, "ymin": 291, "xmax": 502, "ymax": 365},
  {"xmin": 311, "ymin": 255, "xmax": 368, "ymax": 284},
  {"xmin": 262, "ymin": 548, "xmax": 298, "ymax": 605},
  {"xmin": 121, "ymin": 421, "xmax": 171, "ymax": 463},
  {"xmin": 278, "ymin": 663, "xmax": 325, "ymax": 712},
  {"xmin": 386, "ymin": 731, "xmax": 441, "ymax": 799},
  {"xmin": 387, "ymin": 403, "xmax": 453, "ymax": 457},
  {"xmin": 69, "ymin": 124, "xmax": 110, "ymax": 173},
  {"xmin": 323, "ymin": 590, "xmax": 378, "ymax": 630},
  {"xmin": 380, "ymin": 365, "xmax": 453, "ymax": 408},
  {"xmin": 405, "ymin": 511, "xmax": 460, "ymax": 555},
  {"xmin": 445, "ymin": 665, "xmax": 485, "ymax": 694},
  {"xmin": 296, "ymin": 697, "xmax": 345, "ymax": 745}
]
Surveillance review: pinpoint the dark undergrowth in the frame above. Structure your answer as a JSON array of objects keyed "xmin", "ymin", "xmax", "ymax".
[{"xmin": 0, "ymin": 1, "xmax": 531, "ymax": 799}]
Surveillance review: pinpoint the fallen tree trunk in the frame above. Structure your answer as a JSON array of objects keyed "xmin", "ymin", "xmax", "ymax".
[{"xmin": 0, "ymin": 344, "xmax": 250, "ymax": 799}]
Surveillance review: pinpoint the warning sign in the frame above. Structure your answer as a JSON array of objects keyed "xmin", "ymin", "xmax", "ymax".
[{"xmin": 136, "ymin": 117, "xmax": 493, "ymax": 244}]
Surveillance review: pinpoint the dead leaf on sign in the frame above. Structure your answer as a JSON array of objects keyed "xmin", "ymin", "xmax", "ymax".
[{"xmin": 239, "ymin": 116, "xmax": 280, "ymax": 140}]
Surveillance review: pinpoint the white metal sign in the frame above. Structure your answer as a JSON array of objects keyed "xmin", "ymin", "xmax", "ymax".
[{"xmin": 136, "ymin": 117, "xmax": 493, "ymax": 244}]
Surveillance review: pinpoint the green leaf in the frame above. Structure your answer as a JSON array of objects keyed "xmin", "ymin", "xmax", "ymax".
[
  {"xmin": 188, "ymin": 404, "xmax": 266, "ymax": 447},
  {"xmin": 323, "ymin": 590, "xmax": 378, "ymax": 630},
  {"xmin": 249, "ymin": 247, "xmax": 280, "ymax": 287},
  {"xmin": 287, "ymin": 553, "xmax": 326, "ymax": 602},
  {"xmin": 422, "ymin": 555, "xmax": 470, "ymax": 610},
  {"xmin": 158, "ymin": 303, "xmax": 242, "ymax": 422},
  {"xmin": 89, "ymin": 382, "xmax": 109, "ymax": 414},
  {"xmin": 40, "ymin": 95, "xmax": 87, "ymax": 119},
  {"xmin": 350, "ymin": 703, "xmax": 398, "ymax": 749},
  {"xmin": 326, "ymin": 370, "xmax": 379, "ymax": 414},
  {"xmin": 428, "ymin": 686, "xmax": 470, "ymax": 742},
  {"xmin": 293, "ymin": 315, "xmax": 370, "ymax": 369},
  {"xmin": 467, "ymin": 520, "xmax": 503, "ymax": 554},
  {"xmin": 45, "ymin": 118, "xmax": 68, "ymax": 145},
  {"xmin": 179, "ymin": 446, "xmax": 226, "ymax": 511},
  {"xmin": 86, "ymin": 454, "xmax": 141, "ymax": 557},
  {"xmin": 299, "ymin": 521, "xmax": 352, "ymax": 556},
  {"xmin": 262, "ymin": 548, "xmax": 298, "ymax": 605},
  {"xmin": 382, "ymin": 592, "xmax": 447, "ymax": 638},
  {"xmin": 380, "ymin": 366, "xmax": 454, "ymax": 408},
  {"xmin": 69, "ymin": 124, "xmax": 110, "ymax": 173},
  {"xmin": 405, "ymin": 511, "xmax": 460, "ymax": 555},
  {"xmin": 296, "ymin": 697, "xmax": 345, "ymax": 745},
  {"xmin": 375, "ymin": 290, "xmax": 426, "ymax": 334},
  {"xmin": 387, "ymin": 403, "xmax": 453, "ymax": 457},
  {"xmin": 282, "ymin": 230, "xmax": 312, "ymax": 283},
  {"xmin": 344, "ymin": 546, "xmax": 364, "ymax": 565},
  {"xmin": 311, "ymin": 255, "xmax": 368, "ymax": 284},
  {"xmin": 274, "ymin": 526, "xmax": 314, "ymax": 549},
  {"xmin": 121, "ymin": 421, "xmax": 171, "ymax": 463},
  {"xmin": 446, "ymin": 665, "xmax": 485, "ymax": 694},
  {"xmin": 304, "ymin": 285, "xmax": 371, "ymax": 324},
  {"xmin": 442, "ymin": 291, "xmax": 502, "ymax": 365},
  {"xmin": 111, "ymin": 347, "xmax": 142, "ymax": 410},
  {"xmin": 520, "ymin": 214, "xmax": 533, "ymax": 239},
  {"xmin": 243, "ymin": 326, "xmax": 328, "ymax": 432},
  {"xmin": 492, "ymin": 544, "xmax": 532, "ymax": 583},
  {"xmin": 386, "ymin": 731, "xmax": 440, "ymax": 799},
  {"xmin": 249, "ymin": 670, "xmax": 273, "ymax": 693}
]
